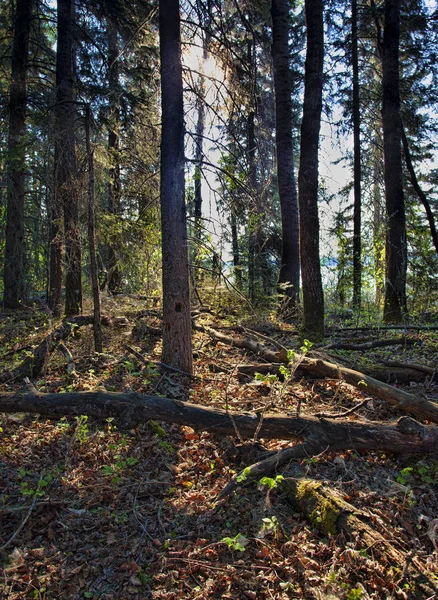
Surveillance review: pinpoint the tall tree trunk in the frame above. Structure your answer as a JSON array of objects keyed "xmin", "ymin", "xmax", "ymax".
[
  {"xmin": 159, "ymin": 0, "xmax": 193, "ymax": 374},
  {"xmin": 247, "ymin": 107, "xmax": 257, "ymax": 302},
  {"xmin": 271, "ymin": 0, "xmax": 300, "ymax": 311},
  {"xmin": 3, "ymin": 0, "xmax": 32, "ymax": 309},
  {"xmin": 107, "ymin": 18, "xmax": 122, "ymax": 295},
  {"xmin": 51, "ymin": 0, "xmax": 82, "ymax": 316},
  {"xmin": 381, "ymin": 0, "xmax": 406, "ymax": 322},
  {"xmin": 298, "ymin": 0, "xmax": 325, "ymax": 340},
  {"xmin": 351, "ymin": 0, "xmax": 362, "ymax": 311},
  {"xmin": 85, "ymin": 106, "xmax": 103, "ymax": 353}
]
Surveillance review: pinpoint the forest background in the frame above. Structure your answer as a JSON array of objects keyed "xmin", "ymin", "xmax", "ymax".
[{"xmin": 1, "ymin": 0, "xmax": 437, "ymax": 338}]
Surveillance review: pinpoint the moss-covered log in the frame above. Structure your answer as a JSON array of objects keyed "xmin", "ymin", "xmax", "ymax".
[{"xmin": 282, "ymin": 479, "xmax": 437, "ymax": 596}]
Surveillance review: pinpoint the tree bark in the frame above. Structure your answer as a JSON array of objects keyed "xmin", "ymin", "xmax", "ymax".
[
  {"xmin": 159, "ymin": 0, "xmax": 193, "ymax": 374},
  {"xmin": 298, "ymin": 0, "xmax": 325, "ymax": 339},
  {"xmin": 271, "ymin": 0, "xmax": 300, "ymax": 310},
  {"xmin": 381, "ymin": 0, "xmax": 407, "ymax": 322},
  {"xmin": 3, "ymin": 0, "xmax": 32, "ymax": 309},
  {"xmin": 50, "ymin": 0, "xmax": 82, "ymax": 316}
]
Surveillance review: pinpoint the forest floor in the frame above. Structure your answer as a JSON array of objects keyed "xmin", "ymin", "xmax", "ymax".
[{"xmin": 0, "ymin": 295, "xmax": 437, "ymax": 599}]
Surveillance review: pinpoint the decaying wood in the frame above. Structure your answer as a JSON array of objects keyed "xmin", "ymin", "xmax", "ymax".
[
  {"xmin": 281, "ymin": 479, "xmax": 437, "ymax": 595},
  {"xmin": 202, "ymin": 325, "xmax": 288, "ymax": 363},
  {"xmin": 0, "ymin": 315, "xmax": 110, "ymax": 382}
]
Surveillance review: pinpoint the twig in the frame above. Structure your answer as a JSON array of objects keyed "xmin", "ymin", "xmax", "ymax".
[
  {"xmin": 243, "ymin": 327, "xmax": 288, "ymax": 354},
  {"xmin": 58, "ymin": 342, "xmax": 77, "ymax": 377},
  {"xmin": 0, "ymin": 496, "xmax": 37, "ymax": 551},
  {"xmin": 315, "ymin": 398, "xmax": 370, "ymax": 419}
]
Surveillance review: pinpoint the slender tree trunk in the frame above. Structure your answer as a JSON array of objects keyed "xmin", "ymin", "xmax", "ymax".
[
  {"xmin": 401, "ymin": 126, "xmax": 438, "ymax": 255},
  {"xmin": 381, "ymin": 0, "xmax": 406, "ymax": 322},
  {"xmin": 51, "ymin": 0, "xmax": 82, "ymax": 316},
  {"xmin": 298, "ymin": 0, "xmax": 325, "ymax": 340},
  {"xmin": 230, "ymin": 211, "xmax": 242, "ymax": 289},
  {"xmin": 247, "ymin": 107, "xmax": 257, "ymax": 302},
  {"xmin": 107, "ymin": 19, "xmax": 122, "ymax": 294},
  {"xmin": 351, "ymin": 0, "xmax": 362, "ymax": 311},
  {"xmin": 85, "ymin": 106, "xmax": 103, "ymax": 353},
  {"xmin": 3, "ymin": 0, "xmax": 32, "ymax": 309},
  {"xmin": 193, "ymin": 83, "xmax": 205, "ymax": 281},
  {"xmin": 271, "ymin": 0, "xmax": 300, "ymax": 311},
  {"xmin": 159, "ymin": 0, "xmax": 193, "ymax": 374}
]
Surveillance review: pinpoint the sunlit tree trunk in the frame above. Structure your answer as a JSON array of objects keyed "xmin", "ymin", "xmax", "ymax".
[
  {"xmin": 271, "ymin": 0, "xmax": 300, "ymax": 312},
  {"xmin": 373, "ymin": 144, "xmax": 385, "ymax": 309},
  {"xmin": 298, "ymin": 0, "xmax": 324, "ymax": 339},
  {"xmin": 3, "ymin": 0, "xmax": 32, "ymax": 309},
  {"xmin": 159, "ymin": 0, "xmax": 193, "ymax": 373},
  {"xmin": 381, "ymin": 0, "xmax": 406, "ymax": 322}
]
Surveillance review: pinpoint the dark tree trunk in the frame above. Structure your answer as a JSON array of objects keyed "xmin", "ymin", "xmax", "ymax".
[
  {"xmin": 3, "ymin": 0, "xmax": 32, "ymax": 309},
  {"xmin": 271, "ymin": 0, "xmax": 300, "ymax": 310},
  {"xmin": 381, "ymin": 0, "xmax": 406, "ymax": 322},
  {"xmin": 401, "ymin": 126, "xmax": 438, "ymax": 255},
  {"xmin": 351, "ymin": 0, "xmax": 362, "ymax": 311},
  {"xmin": 159, "ymin": 0, "xmax": 193, "ymax": 374},
  {"xmin": 247, "ymin": 108, "xmax": 257, "ymax": 302},
  {"xmin": 50, "ymin": 0, "xmax": 82, "ymax": 316},
  {"xmin": 85, "ymin": 106, "xmax": 103, "ymax": 353},
  {"xmin": 298, "ymin": 0, "xmax": 325, "ymax": 340},
  {"xmin": 193, "ymin": 83, "xmax": 205, "ymax": 281},
  {"xmin": 107, "ymin": 19, "xmax": 122, "ymax": 294}
]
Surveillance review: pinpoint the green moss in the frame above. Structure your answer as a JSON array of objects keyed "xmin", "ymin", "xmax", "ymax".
[{"xmin": 287, "ymin": 480, "xmax": 341, "ymax": 536}]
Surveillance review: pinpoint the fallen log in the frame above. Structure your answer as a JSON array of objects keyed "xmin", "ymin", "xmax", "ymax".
[
  {"xmin": 237, "ymin": 359, "xmax": 438, "ymax": 424},
  {"xmin": 202, "ymin": 325, "xmax": 287, "ymax": 363},
  {"xmin": 281, "ymin": 479, "xmax": 437, "ymax": 596},
  {"xmin": 238, "ymin": 363, "xmax": 430, "ymax": 385},
  {"xmin": 0, "ymin": 315, "xmax": 109, "ymax": 382},
  {"xmin": 382, "ymin": 361, "xmax": 437, "ymax": 377},
  {"xmin": 237, "ymin": 362, "xmax": 430, "ymax": 385},
  {"xmin": 0, "ymin": 390, "xmax": 437, "ymax": 452}
]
